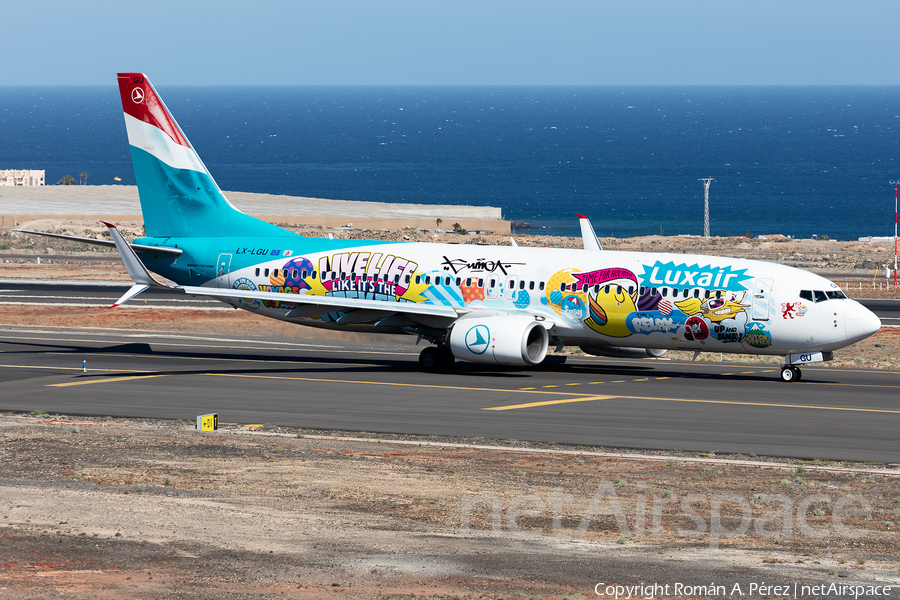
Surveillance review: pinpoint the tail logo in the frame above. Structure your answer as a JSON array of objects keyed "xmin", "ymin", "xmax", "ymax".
[{"xmin": 131, "ymin": 87, "xmax": 145, "ymax": 104}]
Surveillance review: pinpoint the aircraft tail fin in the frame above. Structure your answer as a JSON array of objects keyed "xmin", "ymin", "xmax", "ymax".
[{"xmin": 116, "ymin": 73, "xmax": 285, "ymax": 239}]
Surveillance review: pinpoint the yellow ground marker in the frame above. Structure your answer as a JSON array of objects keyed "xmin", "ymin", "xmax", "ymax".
[
  {"xmin": 483, "ymin": 393, "xmax": 900, "ymax": 414},
  {"xmin": 48, "ymin": 374, "xmax": 170, "ymax": 387},
  {"xmin": 483, "ymin": 395, "xmax": 616, "ymax": 411}
]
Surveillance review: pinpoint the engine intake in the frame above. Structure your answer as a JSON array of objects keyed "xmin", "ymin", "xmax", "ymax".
[{"xmin": 449, "ymin": 315, "xmax": 549, "ymax": 366}]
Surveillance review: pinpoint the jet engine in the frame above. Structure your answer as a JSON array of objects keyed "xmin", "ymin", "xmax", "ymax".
[
  {"xmin": 579, "ymin": 346, "xmax": 668, "ymax": 359},
  {"xmin": 449, "ymin": 315, "xmax": 549, "ymax": 366}
]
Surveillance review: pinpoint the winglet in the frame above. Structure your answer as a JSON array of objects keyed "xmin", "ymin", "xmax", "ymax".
[
  {"xmin": 103, "ymin": 221, "xmax": 172, "ymax": 307},
  {"xmin": 576, "ymin": 213, "xmax": 603, "ymax": 251}
]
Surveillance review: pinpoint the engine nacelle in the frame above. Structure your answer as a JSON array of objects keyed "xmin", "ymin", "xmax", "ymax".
[
  {"xmin": 580, "ymin": 346, "xmax": 668, "ymax": 359},
  {"xmin": 449, "ymin": 316, "xmax": 549, "ymax": 366}
]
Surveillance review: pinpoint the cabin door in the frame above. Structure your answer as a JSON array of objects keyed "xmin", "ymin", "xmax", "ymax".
[
  {"xmin": 751, "ymin": 278, "xmax": 773, "ymax": 321},
  {"xmin": 216, "ymin": 253, "xmax": 233, "ymax": 288}
]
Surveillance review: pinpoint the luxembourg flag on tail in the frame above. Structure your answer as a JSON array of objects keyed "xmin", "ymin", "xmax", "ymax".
[{"xmin": 115, "ymin": 73, "xmax": 285, "ymax": 240}]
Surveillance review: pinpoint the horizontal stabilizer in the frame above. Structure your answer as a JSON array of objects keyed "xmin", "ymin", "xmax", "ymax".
[{"xmin": 12, "ymin": 229, "xmax": 182, "ymax": 256}]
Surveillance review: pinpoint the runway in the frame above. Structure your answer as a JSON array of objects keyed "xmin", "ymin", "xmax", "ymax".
[{"xmin": 1, "ymin": 327, "xmax": 898, "ymax": 462}]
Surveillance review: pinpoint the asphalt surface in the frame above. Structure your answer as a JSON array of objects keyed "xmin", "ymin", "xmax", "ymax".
[
  {"xmin": 1, "ymin": 327, "xmax": 898, "ymax": 463},
  {"xmin": 2, "ymin": 280, "xmax": 899, "ymax": 323}
]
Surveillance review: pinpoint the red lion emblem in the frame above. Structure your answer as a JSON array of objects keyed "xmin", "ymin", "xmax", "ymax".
[{"xmin": 781, "ymin": 302, "xmax": 801, "ymax": 319}]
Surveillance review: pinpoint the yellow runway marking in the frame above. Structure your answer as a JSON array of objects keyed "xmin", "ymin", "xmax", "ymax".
[
  {"xmin": 565, "ymin": 383, "xmax": 581, "ymax": 386},
  {"xmin": 482, "ymin": 393, "xmax": 900, "ymax": 414},
  {"xmin": 0, "ymin": 363, "xmax": 152, "ymax": 374},
  {"xmin": 203, "ymin": 372, "xmax": 579, "ymax": 396},
  {"xmin": 48, "ymin": 374, "xmax": 170, "ymax": 387},
  {"xmin": 483, "ymin": 395, "xmax": 616, "ymax": 411}
]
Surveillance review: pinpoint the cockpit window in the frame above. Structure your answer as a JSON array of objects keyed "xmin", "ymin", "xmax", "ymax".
[{"xmin": 800, "ymin": 289, "xmax": 847, "ymax": 302}]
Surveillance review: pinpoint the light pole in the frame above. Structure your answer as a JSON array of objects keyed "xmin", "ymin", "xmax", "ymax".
[
  {"xmin": 699, "ymin": 178, "xmax": 714, "ymax": 238},
  {"xmin": 891, "ymin": 180, "xmax": 899, "ymax": 286}
]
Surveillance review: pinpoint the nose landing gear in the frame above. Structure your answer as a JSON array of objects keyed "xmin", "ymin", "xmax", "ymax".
[{"xmin": 780, "ymin": 365, "xmax": 802, "ymax": 382}]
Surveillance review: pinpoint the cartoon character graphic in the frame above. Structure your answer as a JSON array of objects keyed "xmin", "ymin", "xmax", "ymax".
[
  {"xmin": 683, "ymin": 316, "xmax": 709, "ymax": 341},
  {"xmin": 585, "ymin": 286, "xmax": 638, "ymax": 338},
  {"xmin": 674, "ymin": 291, "xmax": 749, "ymax": 323}
]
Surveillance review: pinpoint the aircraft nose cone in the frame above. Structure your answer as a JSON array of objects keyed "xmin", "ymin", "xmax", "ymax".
[{"xmin": 845, "ymin": 301, "xmax": 881, "ymax": 343}]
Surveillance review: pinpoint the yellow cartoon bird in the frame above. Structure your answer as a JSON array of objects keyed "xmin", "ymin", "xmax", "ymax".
[{"xmin": 584, "ymin": 286, "xmax": 636, "ymax": 338}]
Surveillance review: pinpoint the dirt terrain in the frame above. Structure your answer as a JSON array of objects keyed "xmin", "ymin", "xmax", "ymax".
[{"xmin": 1, "ymin": 415, "xmax": 899, "ymax": 599}]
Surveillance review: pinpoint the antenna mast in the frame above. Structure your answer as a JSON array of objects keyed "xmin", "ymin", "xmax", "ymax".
[{"xmin": 699, "ymin": 178, "xmax": 714, "ymax": 238}]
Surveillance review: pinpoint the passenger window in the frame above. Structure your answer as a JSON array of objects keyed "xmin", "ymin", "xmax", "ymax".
[
  {"xmin": 628, "ymin": 286, "xmax": 634, "ymax": 295},
  {"xmin": 394, "ymin": 275, "xmax": 400, "ymax": 283},
  {"xmin": 800, "ymin": 290, "xmax": 813, "ymax": 301},
  {"xmin": 255, "ymin": 268, "xmax": 260, "ymax": 276},
  {"xmin": 466, "ymin": 278, "xmax": 472, "ymax": 286},
  {"xmin": 693, "ymin": 289, "xmax": 700, "ymax": 298},
  {"xmin": 405, "ymin": 274, "xmax": 411, "ymax": 283},
  {"xmin": 559, "ymin": 283, "xmax": 566, "ymax": 292},
  {"xmin": 425, "ymin": 276, "xmax": 431, "ymax": 284},
  {"xmin": 616, "ymin": 286, "xmax": 622, "ymax": 294},
  {"xmin": 293, "ymin": 270, "xmax": 299, "ymax": 279},
  {"xmin": 814, "ymin": 290, "xmax": 828, "ymax": 303},
  {"xmin": 264, "ymin": 268, "xmax": 270, "ymax": 277},
  {"xmin": 478, "ymin": 278, "xmax": 484, "ymax": 287},
  {"xmin": 539, "ymin": 281, "xmax": 545, "ymax": 291},
  {"xmin": 311, "ymin": 271, "xmax": 317, "ymax": 279},
  {"xmin": 415, "ymin": 275, "xmax": 421, "ymax": 284},
  {"xmin": 582, "ymin": 284, "xmax": 589, "ymax": 292},
  {"xmin": 490, "ymin": 278, "xmax": 496, "ymax": 288},
  {"xmin": 716, "ymin": 290, "xmax": 722, "ymax": 299},
  {"xmin": 529, "ymin": 281, "xmax": 534, "ymax": 290},
  {"xmin": 604, "ymin": 285, "xmax": 610, "ymax": 293},
  {"xmin": 520, "ymin": 280, "xmax": 525, "ymax": 290},
  {"xmin": 456, "ymin": 277, "xmax": 462, "ymax": 286},
  {"xmin": 704, "ymin": 290, "xmax": 711, "ymax": 299},
  {"xmin": 640, "ymin": 286, "xmax": 645, "ymax": 295},
  {"xmin": 662, "ymin": 288, "xmax": 668, "ymax": 297}
]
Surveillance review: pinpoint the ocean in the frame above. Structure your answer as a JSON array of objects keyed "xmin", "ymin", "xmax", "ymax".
[{"xmin": 1, "ymin": 85, "xmax": 898, "ymax": 239}]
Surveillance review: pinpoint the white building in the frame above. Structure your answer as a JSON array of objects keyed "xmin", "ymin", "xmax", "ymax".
[{"xmin": 0, "ymin": 169, "xmax": 45, "ymax": 186}]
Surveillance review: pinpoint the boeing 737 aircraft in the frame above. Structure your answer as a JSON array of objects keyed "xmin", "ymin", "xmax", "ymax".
[{"xmin": 16, "ymin": 73, "xmax": 882, "ymax": 381}]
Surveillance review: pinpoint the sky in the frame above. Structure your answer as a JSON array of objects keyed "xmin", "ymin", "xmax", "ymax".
[{"xmin": 4, "ymin": 0, "xmax": 900, "ymax": 86}]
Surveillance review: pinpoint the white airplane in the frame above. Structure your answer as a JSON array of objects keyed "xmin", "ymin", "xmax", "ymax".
[{"xmin": 17, "ymin": 73, "xmax": 881, "ymax": 382}]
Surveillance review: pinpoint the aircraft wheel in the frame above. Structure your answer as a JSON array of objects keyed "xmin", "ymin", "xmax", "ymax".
[
  {"xmin": 780, "ymin": 366, "xmax": 796, "ymax": 382},
  {"xmin": 792, "ymin": 366, "xmax": 802, "ymax": 381},
  {"xmin": 419, "ymin": 347, "xmax": 440, "ymax": 372},
  {"xmin": 436, "ymin": 346, "xmax": 455, "ymax": 373}
]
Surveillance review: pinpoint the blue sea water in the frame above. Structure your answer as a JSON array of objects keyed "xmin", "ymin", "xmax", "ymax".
[{"xmin": 1, "ymin": 85, "xmax": 899, "ymax": 239}]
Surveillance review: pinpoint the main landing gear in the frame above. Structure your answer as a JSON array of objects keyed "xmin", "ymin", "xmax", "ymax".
[
  {"xmin": 780, "ymin": 365, "xmax": 802, "ymax": 382},
  {"xmin": 419, "ymin": 345, "xmax": 455, "ymax": 373}
]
